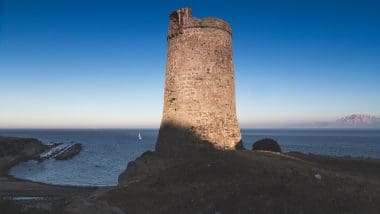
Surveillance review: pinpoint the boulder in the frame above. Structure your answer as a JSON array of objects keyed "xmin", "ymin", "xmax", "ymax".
[{"xmin": 252, "ymin": 138, "xmax": 281, "ymax": 152}]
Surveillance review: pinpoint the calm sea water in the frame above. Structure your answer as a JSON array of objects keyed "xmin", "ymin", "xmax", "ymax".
[{"xmin": 0, "ymin": 129, "xmax": 379, "ymax": 186}]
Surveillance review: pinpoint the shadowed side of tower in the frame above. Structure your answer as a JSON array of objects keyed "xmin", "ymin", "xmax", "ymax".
[{"xmin": 156, "ymin": 8, "xmax": 242, "ymax": 156}]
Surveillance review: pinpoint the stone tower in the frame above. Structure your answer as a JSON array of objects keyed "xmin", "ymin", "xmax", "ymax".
[{"xmin": 156, "ymin": 8, "xmax": 242, "ymax": 156}]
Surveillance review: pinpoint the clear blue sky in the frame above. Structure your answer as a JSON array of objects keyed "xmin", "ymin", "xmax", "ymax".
[{"xmin": 1, "ymin": 0, "xmax": 379, "ymax": 128}]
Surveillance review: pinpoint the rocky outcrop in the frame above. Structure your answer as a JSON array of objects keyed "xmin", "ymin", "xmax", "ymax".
[
  {"xmin": 0, "ymin": 137, "xmax": 47, "ymax": 158},
  {"xmin": 118, "ymin": 149, "xmax": 221, "ymax": 186},
  {"xmin": 118, "ymin": 151, "xmax": 169, "ymax": 185},
  {"xmin": 0, "ymin": 136, "xmax": 48, "ymax": 175},
  {"xmin": 252, "ymin": 138, "xmax": 282, "ymax": 153},
  {"xmin": 55, "ymin": 143, "xmax": 82, "ymax": 160}
]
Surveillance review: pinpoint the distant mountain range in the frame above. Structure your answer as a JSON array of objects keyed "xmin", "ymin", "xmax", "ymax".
[
  {"xmin": 336, "ymin": 114, "xmax": 380, "ymax": 126},
  {"xmin": 311, "ymin": 114, "xmax": 380, "ymax": 128},
  {"xmin": 244, "ymin": 114, "xmax": 380, "ymax": 129}
]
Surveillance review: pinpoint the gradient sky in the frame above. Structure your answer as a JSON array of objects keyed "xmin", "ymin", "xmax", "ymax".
[{"xmin": 0, "ymin": 0, "xmax": 379, "ymax": 128}]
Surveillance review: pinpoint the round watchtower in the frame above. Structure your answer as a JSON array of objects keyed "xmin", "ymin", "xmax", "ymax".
[{"xmin": 156, "ymin": 8, "xmax": 242, "ymax": 156}]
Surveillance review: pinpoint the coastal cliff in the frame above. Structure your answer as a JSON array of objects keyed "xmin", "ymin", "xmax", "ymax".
[{"xmin": 0, "ymin": 136, "xmax": 48, "ymax": 175}]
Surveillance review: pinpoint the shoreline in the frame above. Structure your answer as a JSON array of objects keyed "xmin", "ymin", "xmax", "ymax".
[{"xmin": 0, "ymin": 136, "xmax": 101, "ymax": 212}]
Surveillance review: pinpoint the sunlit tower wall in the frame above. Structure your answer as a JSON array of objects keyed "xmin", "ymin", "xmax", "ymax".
[{"xmin": 156, "ymin": 8, "xmax": 242, "ymax": 155}]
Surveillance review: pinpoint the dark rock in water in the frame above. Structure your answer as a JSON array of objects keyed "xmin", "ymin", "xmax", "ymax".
[
  {"xmin": 252, "ymin": 138, "xmax": 281, "ymax": 152},
  {"xmin": 38, "ymin": 143, "xmax": 65, "ymax": 161},
  {"xmin": 55, "ymin": 143, "xmax": 82, "ymax": 160}
]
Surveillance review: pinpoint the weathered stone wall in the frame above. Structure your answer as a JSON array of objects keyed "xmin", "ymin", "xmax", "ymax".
[{"xmin": 156, "ymin": 8, "xmax": 242, "ymax": 155}]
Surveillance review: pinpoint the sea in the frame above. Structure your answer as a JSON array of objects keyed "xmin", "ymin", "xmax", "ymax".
[{"xmin": 0, "ymin": 129, "xmax": 379, "ymax": 187}]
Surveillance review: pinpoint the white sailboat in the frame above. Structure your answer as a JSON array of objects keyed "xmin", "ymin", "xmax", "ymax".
[{"xmin": 138, "ymin": 132, "xmax": 142, "ymax": 141}]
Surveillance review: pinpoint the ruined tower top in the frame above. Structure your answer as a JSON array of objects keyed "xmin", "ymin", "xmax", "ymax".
[
  {"xmin": 168, "ymin": 7, "xmax": 232, "ymax": 39},
  {"xmin": 169, "ymin": 7, "xmax": 192, "ymax": 28}
]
